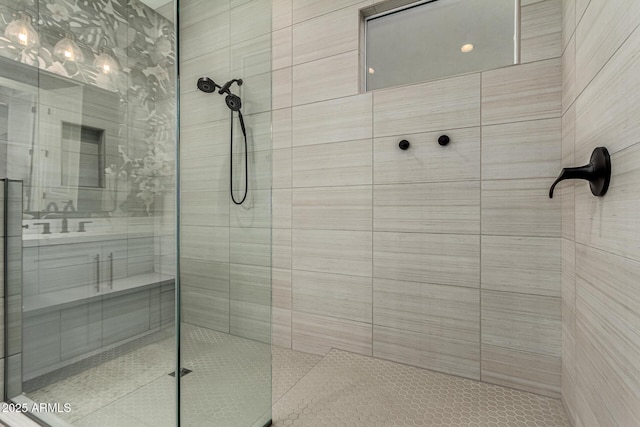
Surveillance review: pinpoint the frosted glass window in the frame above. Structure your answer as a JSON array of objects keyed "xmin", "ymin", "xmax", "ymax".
[{"xmin": 366, "ymin": 0, "xmax": 518, "ymax": 91}]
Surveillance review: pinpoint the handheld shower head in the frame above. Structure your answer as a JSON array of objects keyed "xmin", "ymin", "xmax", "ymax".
[{"xmin": 197, "ymin": 77, "xmax": 219, "ymax": 93}]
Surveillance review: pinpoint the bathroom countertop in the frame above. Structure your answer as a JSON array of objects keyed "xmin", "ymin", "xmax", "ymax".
[
  {"xmin": 23, "ymin": 272, "xmax": 175, "ymax": 314},
  {"xmin": 22, "ymin": 231, "xmax": 156, "ymax": 247}
]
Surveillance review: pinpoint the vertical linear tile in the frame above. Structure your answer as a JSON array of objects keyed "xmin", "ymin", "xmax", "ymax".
[
  {"xmin": 481, "ymin": 179, "xmax": 561, "ymax": 237},
  {"xmin": 562, "ymin": 0, "xmax": 576, "ymax": 52},
  {"xmin": 374, "ymin": 325, "xmax": 480, "ymax": 380},
  {"xmin": 293, "ymin": 311, "xmax": 372, "ymax": 356},
  {"xmin": 373, "ymin": 181, "xmax": 480, "ymax": 234},
  {"xmin": 373, "ymin": 232, "xmax": 480, "ymax": 288},
  {"xmin": 481, "ymin": 119, "xmax": 562, "ymax": 180},
  {"xmin": 482, "ymin": 290, "xmax": 561, "ymax": 357},
  {"xmin": 373, "ymin": 278, "xmax": 480, "ymax": 343},
  {"xmin": 272, "ymin": 67, "xmax": 292, "ymax": 110},
  {"xmin": 575, "ymin": 25, "xmax": 640, "ymax": 159},
  {"xmin": 293, "ymin": 186, "xmax": 372, "ymax": 231},
  {"xmin": 273, "ymin": 27, "xmax": 292, "ymax": 71},
  {"xmin": 482, "ymin": 58, "xmax": 562, "ymax": 125},
  {"xmin": 520, "ymin": 0, "xmax": 563, "ymax": 63},
  {"xmin": 292, "ymin": 51, "xmax": 360, "ymax": 106},
  {"xmin": 293, "ymin": 139, "xmax": 373, "ymax": 188},
  {"xmin": 292, "ymin": 94, "xmax": 372, "ymax": 146},
  {"xmin": 373, "ymin": 127, "xmax": 481, "ymax": 185},
  {"xmin": 575, "ymin": 144, "xmax": 640, "ymax": 262},
  {"xmin": 292, "ymin": 0, "xmax": 370, "ymax": 23},
  {"xmin": 293, "ymin": 270, "xmax": 372, "ymax": 323},
  {"xmin": 481, "ymin": 236, "xmax": 561, "ymax": 297},
  {"xmin": 373, "ymin": 74, "xmax": 480, "ymax": 137},
  {"xmin": 562, "ymin": 34, "xmax": 576, "ymax": 114},
  {"xmin": 292, "ymin": 229, "xmax": 372, "ymax": 277},
  {"xmin": 575, "ymin": 0, "xmax": 640, "ymax": 94},
  {"xmin": 481, "ymin": 344, "xmax": 561, "ymax": 397},
  {"xmin": 292, "ymin": 4, "xmax": 361, "ymax": 64}
]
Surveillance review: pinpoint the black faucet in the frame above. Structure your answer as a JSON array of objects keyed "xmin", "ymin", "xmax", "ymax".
[
  {"xmin": 78, "ymin": 221, "xmax": 92, "ymax": 232},
  {"xmin": 46, "ymin": 201, "xmax": 59, "ymax": 213},
  {"xmin": 33, "ymin": 222, "xmax": 51, "ymax": 234},
  {"xmin": 549, "ymin": 147, "xmax": 611, "ymax": 198}
]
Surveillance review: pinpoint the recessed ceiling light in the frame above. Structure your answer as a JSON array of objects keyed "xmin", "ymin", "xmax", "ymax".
[
  {"xmin": 368, "ymin": 67, "xmax": 375, "ymax": 74},
  {"xmin": 461, "ymin": 43, "xmax": 474, "ymax": 53}
]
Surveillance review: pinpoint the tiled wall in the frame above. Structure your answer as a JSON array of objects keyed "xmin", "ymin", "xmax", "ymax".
[
  {"xmin": 271, "ymin": 0, "xmax": 563, "ymax": 397},
  {"xmin": 561, "ymin": 0, "xmax": 640, "ymax": 425},
  {"xmin": 179, "ymin": 0, "xmax": 273, "ymax": 343}
]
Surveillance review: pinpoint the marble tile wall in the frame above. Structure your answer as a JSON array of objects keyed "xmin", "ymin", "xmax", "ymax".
[
  {"xmin": 267, "ymin": 0, "xmax": 564, "ymax": 397},
  {"xmin": 561, "ymin": 0, "xmax": 640, "ymax": 425}
]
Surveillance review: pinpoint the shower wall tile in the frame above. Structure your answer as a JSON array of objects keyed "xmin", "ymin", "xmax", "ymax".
[
  {"xmin": 575, "ymin": 0, "xmax": 589, "ymax": 22},
  {"xmin": 292, "ymin": 51, "xmax": 360, "ymax": 106},
  {"xmin": 231, "ymin": 35, "xmax": 272, "ymax": 78},
  {"xmin": 230, "ymin": 300, "xmax": 271, "ymax": 343},
  {"xmin": 575, "ymin": 145, "xmax": 640, "ymax": 262},
  {"xmin": 575, "ymin": 23, "xmax": 640, "ymax": 159},
  {"xmin": 230, "ymin": 264, "xmax": 270, "ymax": 305},
  {"xmin": 481, "ymin": 179, "xmax": 561, "ymax": 237},
  {"xmin": 273, "ymin": 268, "xmax": 292, "ymax": 310},
  {"xmin": 180, "ymin": 13, "xmax": 230, "ymax": 62},
  {"xmin": 292, "ymin": 229, "xmax": 372, "ymax": 277},
  {"xmin": 179, "ymin": 48, "xmax": 230, "ymax": 95},
  {"xmin": 292, "ymin": 0, "xmax": 371, "ymax": 24},
  {"xmin": 272, "ymin": 148, "xmax": 292, "ymax": 189},
  {"xmin": 373, "ymin": 278, "xmax": 480, "ymax": 343},
  {"xmin": 481, "ymin": 344, "xmax": 561, "ymax": 397},
  {"xmin": 562, "ymin": 34, "xmax": 576, "ymax": 114},
  {"xmin": 180, "ymin": 285, "xmax": 229, "ymax": 333},
  {"xmin": 481, "ymin": 58, "xmax": 562, "ymax": 126},
  {"xmin": 373, "ymin": 325, "xmax": 480, "ymax": 380},
  {"xmin": 520, "ymin": 0, "xmax": 563, "ymax": 63},
  {"xmin": 562, "ymin": 0, "xmax": 576, "ymax": 52},
  {"xmin": 230, "ymin": 189, "xmax": 272, "ymax": 229},
  {"xmin": 292, "ymin": 311, "xmax": 372, "ymax": 356},
  {"xmin": 180, "ymin": 226, "xmax": 230, "ymax": 263},
  {"xmin": 575, "ymin": 0, "xmax": 640, "ymax": 94},
  {"xmin": 180, "ymin": 258, "xmax": 230, "ymax": 295},
  {"xmin": 373, "ymin": 74, "xmax": 481, "ymax": 137},
  {"xmin": 272, "ymin": 108, "xmax": 292, "ymax": 149},
  {"xmin": 373, "ymin": 181, "xmax": 480, "ymax": 234},
  {"xmin": 180, "ymin": 0, "xmax": 230, "ymax": 28},
  {"xmin": 481, "ymin": 236, "xmax": 562, "ymax": 297},
  {"xmin": 272, "ymin": 27, "xmax": 292, "ymax": 71},
  {"xmin": 292, "ymin": 139, "xmax": 373, "ymax": 188},
  {"xmin": 481, "ymin": 119, "xmax": 562, "ymax": 180},
  {"xmin": 180, "ymin": 121, "xmax": 230, "ymax": 159},
  {"xmin": 181, "ymin": 191, "xmax": 229, "ymax": 227},
  {"xmin": 229, "ymin": 227, "xmax": 271, "ymax": 267},
  {"xmin": 293, "ymin": 270, "xmax": 372, "ymax": 323},
  {"xmin": 272, "ymin": 67, "xmax": 292, "ymax": 110},
  {"xmin": 273, "ymin": 0, "xmax": 292, "ymax": 30},
  {"xmin": 373, "ymin": 127, "xmax": 481, "ymax": 185},
  {"xmin": 229, "ymin": 0, "xmax": 272, "ymax": 44},
  {"xmin": 574, "ymin": 244, "xmax": 640, "ymax": 426},
  {"xmin": 181, "ymin": 90, "xmax": 229, "ymax": 127},
  {"xmin": 273, "ymin": 189, "xmax": 292, "ymax": 229},
  {"xmin": 273, "ymin": 306, "xmax": 292, "ymax": 348},
  {"xmin": 293, "ymin": 186, "xmax": 373, "ymax": 231},
  {"xmin": 561, "ymin": 239, "xmax": 576, "ymax": 390},
  {"xmin": 292, "ymin": 94, "xmax": 373, "ymax": 146},
  {"xmin": 292, "ymin": 4, "xmax": 361, "ymax": 64},
  {"xmin": 272, "ymin": 229, "xmax": 292, "ymax": 270},
  {"xmin": 373, "ymin": 232, "xmax": 480, "ymax": 288},
  {"xmin": 481, "ymin": 290, "xmax": 562, "ymax": 357}
]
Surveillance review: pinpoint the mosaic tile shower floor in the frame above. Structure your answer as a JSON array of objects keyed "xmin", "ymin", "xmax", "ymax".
[{"xmin": 25, "ymin": 324, "xmax": 570, "ymax": 426}]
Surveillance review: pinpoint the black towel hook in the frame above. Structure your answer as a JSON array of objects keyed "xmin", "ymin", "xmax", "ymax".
[{"xmin": 549, "ymin": 147, "xmax": 611, "ymax": 198}]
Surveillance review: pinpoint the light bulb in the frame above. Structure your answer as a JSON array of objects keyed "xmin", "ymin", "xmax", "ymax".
[
  {"xmin": 93, "ymin": 52, "xmax": 119, "ymax": 74},
  {"xmin": 460, "ymin": 43, "xmax": 474, "ymax": 53},
  {"xmin": 54, "ymin": 35, "xmax": 84, "ymax": 62},
  {"xmin": 4, "ymin": 13, "xmax": 40, "ymax": 49},
  {"xmin": 368, "ymin": 67, "xmax": 375, "ymax": 74}
]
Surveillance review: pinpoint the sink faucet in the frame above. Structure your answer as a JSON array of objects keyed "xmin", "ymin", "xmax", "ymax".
[
  {"xmin": 63, "ymin": 200, "xmax": 75, "ymax": 212},
  {"xmin": 46, "ymin": 201, "xmax": 59, "ymax": 213}
]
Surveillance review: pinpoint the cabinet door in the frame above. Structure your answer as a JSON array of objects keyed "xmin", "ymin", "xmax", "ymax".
[
  {"xmin": 102, "ymin": 290, "xmax": 151, "ymax": 346},
  {"xmin": 60, "ymin": 301, "xmax": 102, "ymax": 359},
  {"xmin": 23, "ymin": 311, "xmax": 61, "ymax": 376},
  {"xmin": 37, "ymin": 242, "xmax": 102, "ymax": 294}
]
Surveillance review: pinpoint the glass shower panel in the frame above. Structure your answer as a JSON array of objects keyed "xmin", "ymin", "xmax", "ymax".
[
  {"xmin": 1, "ymin": 1, "xmax": 178, "ymax": 425},
  {"xmin": 179, "ymin": 0, "xmax": 273, "ymax": 425}
]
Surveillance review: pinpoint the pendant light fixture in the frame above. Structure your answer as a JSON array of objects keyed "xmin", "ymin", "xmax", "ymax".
[
  {"xmin": 4, "ymin": 11, "xmax": 40, "ymax": 49},
  {"xmin": 54, "ymin": 33, "xmax": 84, "ymax": 62},
  {"xmin": 92, "ymin": 38, "xmax": 119, "ymax": 74}
]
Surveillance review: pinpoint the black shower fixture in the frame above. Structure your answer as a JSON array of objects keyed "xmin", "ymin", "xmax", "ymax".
[{"xmin": 197, "ymin": 76, "xmax": 248, "ymax": 205}]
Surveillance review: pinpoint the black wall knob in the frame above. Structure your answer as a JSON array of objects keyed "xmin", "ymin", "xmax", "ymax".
[
  {"xmin": 399, "ymin": 140, "xmax": 410, "ymax": 150},
  {"xmin": 438, "ymin": 135, "xmax": 450, "ymax": 146}
]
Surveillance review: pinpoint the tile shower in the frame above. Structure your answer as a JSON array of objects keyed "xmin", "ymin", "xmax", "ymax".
[{"xmin": 0, "ymin": 0, "xmax": 639, "ymax": 427}]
